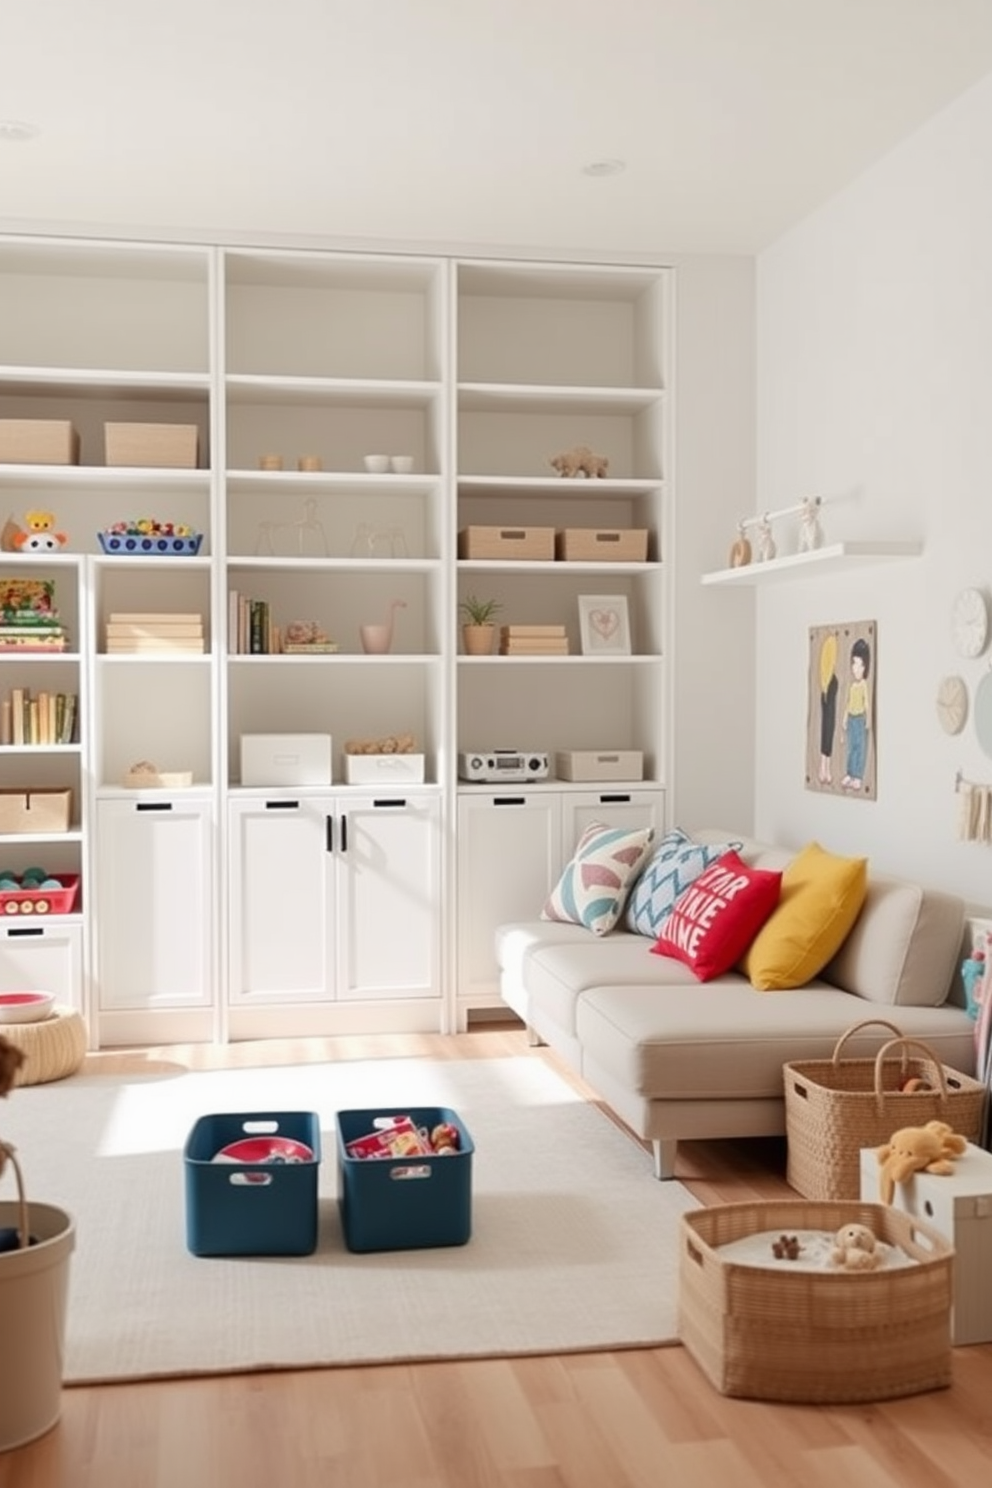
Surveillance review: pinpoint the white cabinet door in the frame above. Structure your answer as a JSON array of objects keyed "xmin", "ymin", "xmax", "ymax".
[
  {"xmin": 456, "ymin": 790, "xmax": 562, "ymax": 1010},
  {"xmin": 0, "ymin": 920, "xmax": 83, "ymax": 1011},
  {"xmin": 336, "ymin": 794, "xmax": 440, "ymax": 1002},
  {"xmin": 227, "ymin": 794, "xmax": 336, "ymax": 1005},
  {"xmin": 94, "ymin": 797, "xmax": 213, "ymax": 1009},
  {"xmin": 560, "ymin": 787, "xmax": 666, "ymax": 857}
]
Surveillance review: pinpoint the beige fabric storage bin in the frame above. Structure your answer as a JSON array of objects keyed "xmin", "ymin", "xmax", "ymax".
[
  {"xmin": 458, "ymin": 526, "xmax": 554, "ymax": 561},
  {"xmin": 0, "ymin": 789, "xmax": 72, "ymax": 834},
  {"xmin": 104, "ymin": 422, "xmax": 199, "ymax": 469},
  {"xmin": 555, "ymin": 528, "xmax": 648, "ymax": 562},
  {"xmin": 679, "ymin": 1199, "xmax": 953, "ymax": 1403},
  {"xmin": 555, "ymin": 750, "xmax": 643, "ymax": 781},
  {"xmin": 0, "ymin": 420, "xmax": 79, "ymax": 465},
  {"xmin": 344, "ymin": 753, "xmax": 425, "ymax": 785}
]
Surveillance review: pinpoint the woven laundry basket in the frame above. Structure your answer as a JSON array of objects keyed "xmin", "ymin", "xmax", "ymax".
[
  {"xmin": 784, "ymin": 1019, "xmax": 987, "ymax": 1202},
  {"xmin": 678, "ymin": 1199, "xmax": 953, "ymax": 1403}
]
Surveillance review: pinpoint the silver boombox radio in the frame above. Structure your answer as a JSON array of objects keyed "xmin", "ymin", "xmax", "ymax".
[{"xmin": 458, "ymin": 749, "xmax": 550, "ymax": 784}]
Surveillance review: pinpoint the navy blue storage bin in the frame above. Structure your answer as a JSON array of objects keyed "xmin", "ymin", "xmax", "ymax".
[
  {"xmin": 184, "ymin": 1111, "xmax": 322, "ymax": 1257},
  {"xmin": 336, "ymin": 1106, "xmax": 473, "ymax": 1253}
]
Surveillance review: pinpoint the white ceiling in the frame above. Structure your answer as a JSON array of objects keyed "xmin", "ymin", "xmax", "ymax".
[{"xmin": 4, "ymin": 0, "xmax": 992, "ymax": 259}]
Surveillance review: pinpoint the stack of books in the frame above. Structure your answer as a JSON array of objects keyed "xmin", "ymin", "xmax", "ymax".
[
  {"xmin": 499, "ymin": 624, "xmax": 570, "ymax": 656},
  {"xmin": 1, "ymin": 687, "xmax": 78, "ymax": 745},
  {"xmin": 0, "ymin": 577, "xmax": 68, "ymax": 652},
  {"xmin": 105, "ymin": 612, "xmax": 205, "ymax": 654}
]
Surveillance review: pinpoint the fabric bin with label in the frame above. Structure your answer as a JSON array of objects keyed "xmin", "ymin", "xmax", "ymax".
[
  {"xmin": 555, "ymin": 528, "xmax": 648, "ymax": 562},
  {"xmin": 458, "ymin": 526, "xmax": 554, "ymax": 561},
  {"xmin": 0, "ymin": 420, "xmax": 80, "ymax": 465},
  {"xmin": 0, "ymin": 790, "xmax": 72, "ymax": 835},
  {"xmin": 343, "ymin": 753, "xmax": 425, "ymax": 785},
  {"xmin": 554, "ymin": 750, "xmax": 644, "ymax": 782},
  {"xmin": 336, "ymin": 1105, "xmax": 473, "ymax": 1253},
  {"xmin": 184, "ymin": 1111, "xmax": 322, "ymax": 1257},
  {"xmin": 860, "ymin": 1140, "xmax": 992, "ymax": 1345}
]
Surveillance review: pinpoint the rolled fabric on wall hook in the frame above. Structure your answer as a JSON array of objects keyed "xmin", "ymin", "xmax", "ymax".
[{"xmin": 954, "ymin": 770, "xmax": 992, "ymax": 842}]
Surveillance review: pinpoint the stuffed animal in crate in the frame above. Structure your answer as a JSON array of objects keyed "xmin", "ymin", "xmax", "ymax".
[
  {"xmin": 830, "ymin": 1222, "xmax": 882, "ymax": 1271},
  {"xmin": 876, "ymin": 1120, "xmax": 968, "ymax": 1205}
]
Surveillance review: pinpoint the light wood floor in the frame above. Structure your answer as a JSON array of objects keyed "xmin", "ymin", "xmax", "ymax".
[{"xmin": 2, "ymin": 1027, "xmax": 990, "ymax": 1487}]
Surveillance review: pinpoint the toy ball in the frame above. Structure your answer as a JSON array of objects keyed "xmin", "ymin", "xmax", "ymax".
[
  {"xmin": 38, "ymin": 878, "xmax": 62, "ymax": 890},
  {"xmin": 22, "ymin": 867, "xmax": 47, "ymax": 884}
]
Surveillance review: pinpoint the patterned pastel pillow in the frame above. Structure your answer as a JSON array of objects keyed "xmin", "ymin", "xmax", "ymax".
[
  {"xmin": 624, "ymin": 828, "xmax": 744, "ymax": 938},
  {"xmin": 541, "ymin": 821, "xmax": 655, "ymax": 937}
]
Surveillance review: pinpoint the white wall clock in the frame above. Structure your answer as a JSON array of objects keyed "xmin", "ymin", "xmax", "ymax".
[
  {"xmin": 952, "ymin": 587, "xmax": 989, "ymax": 659},
  {"xmin": 936, "ymin": 674, "xmax": 968, "ymax": 735}
]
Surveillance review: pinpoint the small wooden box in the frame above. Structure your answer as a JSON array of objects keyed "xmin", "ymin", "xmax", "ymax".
[
  {"xmin": 0, "ymin": 788, "xmax": 72, "ymax": 834},
  {"xmin": 0, "ymin": 419, "xmax": 80, "ymax": 465},
  {"xmin": 104, "ymin": 422, "xmax": 199, "ymax": 469},
  {"xmin": 555, "ymin": 750, "xmax": 644, "ymax": 782},
  {"xmin": 555, "ymin": 528, "xmax": 648, "ymax": 562},
  {"xmin": 458, "ymin": 526, "xmax": 555, "ymax": 561}
]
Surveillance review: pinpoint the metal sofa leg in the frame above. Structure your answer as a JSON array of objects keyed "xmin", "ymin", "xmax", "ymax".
[{"xmin": 652, "ymin": 1138, "xmax": 677, "ymax": 1180}]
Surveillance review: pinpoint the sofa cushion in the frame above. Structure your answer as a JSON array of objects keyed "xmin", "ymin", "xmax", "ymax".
[
  {"xmin": 741, "ymin": 841, "xmax": 868, "ymax": 991},
  {"xmin": 651, "ymin": 851, "xmax": 782, "ymax": 981},
  {"xmin": 820, "ymin": 872, "xmax": 965, "ymax": 1007},
  {"xmin": 624, "ymin": 828, "xmax": 743, "ymax": 938},
  {"xmin": 541, "ymin": 820, "xmax": 654, "ymax": 936},
  {"xmin": 574, "ymin": 980, "xmax": 977, "ymax": 1102}
]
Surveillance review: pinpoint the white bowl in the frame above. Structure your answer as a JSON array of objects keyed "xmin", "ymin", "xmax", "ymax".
[
  {"xmin": 363, "ymin": 454, "xmax": 390, "ymax": 473},
  {"xmin": 0, "ymin": 991, "xmax": 55, "ymax": 1024},
  {"xmin": 390, "ymin": 454, "xmax": 414, "ymax": 474}
]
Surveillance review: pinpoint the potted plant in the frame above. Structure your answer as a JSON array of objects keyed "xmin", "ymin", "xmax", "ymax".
[
  {"xmin": 0, "ymin": 1034, "xmax": 76, "ymax": 1450},
  {"xmin": 459, "ymin": 594, "xmax": 502, "ymax": 656}
]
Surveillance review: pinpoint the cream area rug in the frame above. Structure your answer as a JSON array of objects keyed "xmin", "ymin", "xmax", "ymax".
[{"xmin": 2, "ymin": 1053, "xmax": 699, "ymax": 1383}]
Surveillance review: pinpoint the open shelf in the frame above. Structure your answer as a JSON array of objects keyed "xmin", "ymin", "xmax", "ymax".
[{"xmin": 701, "ymin": 540, "xmax": 923, "ymax": 587}]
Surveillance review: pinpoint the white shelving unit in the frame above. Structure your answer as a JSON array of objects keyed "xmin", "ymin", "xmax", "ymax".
[{"xmin": 0, "ymin": 235, "xmax": 675, "ymax": 1044}]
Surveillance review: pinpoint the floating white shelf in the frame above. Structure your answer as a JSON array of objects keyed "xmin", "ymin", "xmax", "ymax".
[{"xmin": 701, "ymin": 540, "xmax": 923, "ymax": 587}]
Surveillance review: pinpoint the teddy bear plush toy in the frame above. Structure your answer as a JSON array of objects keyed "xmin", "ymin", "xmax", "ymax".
[
  {"xmin": 876, "ymin": 1120, "xmax": 968, "ymax": 1205},
  {"xmin": 549, "ymin": 445, "xmax": 609, "ymax": 478},
  {"xmin": 830, "ymin": 1222, "xmax": 882, "ymax": 1271}
]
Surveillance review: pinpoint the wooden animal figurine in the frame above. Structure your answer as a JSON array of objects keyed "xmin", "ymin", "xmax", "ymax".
[
  {"xmin": 728, "ymin": 522, "xmax": 752, "ymax": 568},
  {"xmin": 549, "ymin": 445, "xmax": 609, "ymax": 478}
]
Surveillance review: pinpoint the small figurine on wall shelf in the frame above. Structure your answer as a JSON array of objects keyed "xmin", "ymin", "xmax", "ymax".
[
  {"xmin": 798, "ymin": 496, "xmax": 824, "ymax": 553},
  {"xmin": 755, "ymin": 514, "xmax": 776, "ymax": 563},
  {"xmin": 728, "ymin": 521, "xmax": 751, "ymax": 568},
  {"xmin": 549, "ymin": 445, "xmax": 609, "ymax": 478},
  {"xmin": 1, "ymin": 509, "xmax": 68, "ymax": 553}
]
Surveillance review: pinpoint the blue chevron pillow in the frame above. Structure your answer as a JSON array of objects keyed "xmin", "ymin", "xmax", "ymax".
[{"xmin": 624, "ymin": 829, "xmax": 743, "ymax": 938}]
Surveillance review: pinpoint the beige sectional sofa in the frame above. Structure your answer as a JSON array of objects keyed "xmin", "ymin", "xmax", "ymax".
[{"xmin": 496, "ymin": 829, "xmax": 977, "ymax": 1179}]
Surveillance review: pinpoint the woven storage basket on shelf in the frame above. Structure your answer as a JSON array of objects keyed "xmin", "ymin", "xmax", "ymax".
[
  {"xmin": 678, "ymin": 1198, "xmax": 953, "ymax": 1403},
  {"xmin": 784, "ymin": 1019, "xmax": 987, "ymax": 1202}
]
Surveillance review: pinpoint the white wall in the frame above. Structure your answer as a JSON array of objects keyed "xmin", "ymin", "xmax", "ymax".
[
  {"xmin": 755, "ymin": 71, "xmax": 992, "ymax": 909},
  {"xmin": 671, "ymin": 256, "xmax": 757, "ymax": 836}
]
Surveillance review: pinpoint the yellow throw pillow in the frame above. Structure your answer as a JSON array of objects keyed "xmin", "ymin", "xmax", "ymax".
[{"xmin": 741, "ymin": 841, "xmax": 868, "ymax": 991}]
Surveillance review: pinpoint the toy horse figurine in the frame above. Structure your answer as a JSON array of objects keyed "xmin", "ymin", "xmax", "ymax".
[{"xmin": 360, "ymin": 598, "xmax": 406, "ymax": 654}]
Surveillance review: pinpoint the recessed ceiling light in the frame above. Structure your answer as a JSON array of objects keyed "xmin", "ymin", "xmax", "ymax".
[
  {"xmin": 0, "ymin": 120, "xmax": 41, "ymax": 143},
  {"xmin": 581, "ymin": 158, "xmax": 625, "ymax": 178}
]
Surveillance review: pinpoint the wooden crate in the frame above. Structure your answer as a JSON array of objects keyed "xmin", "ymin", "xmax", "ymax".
[
  {"xmin": 678, "ymin": 1199, "xmax": 952, "ymax": 1403},
  {"xmin": 0, "ymin": 420, "xmax": 80, "ymax": 465},
  {"xmin": 104, "ymin": 422, "xmax": 199, "ymax": 469},
  {"xmin": 555, "ymin": 528, "xmax": 648, "ymax": 562},
  {"xmin": 458, "ymin": 526, "xmax": 554, "ymax": 561},
  {"xmin": 0, "ymin": 788, "xmax": 72, "ymax": 834}
]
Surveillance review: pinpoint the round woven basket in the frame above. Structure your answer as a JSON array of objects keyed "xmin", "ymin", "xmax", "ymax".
[{"xmin": 1, "ymin": 1007, "xmax": 87, "ymax": 1086}]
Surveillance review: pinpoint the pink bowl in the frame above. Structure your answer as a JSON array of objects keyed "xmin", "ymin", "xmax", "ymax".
[{"xmin": 0, "ymin": 991, "xmax": 55, "ymax": 1024}]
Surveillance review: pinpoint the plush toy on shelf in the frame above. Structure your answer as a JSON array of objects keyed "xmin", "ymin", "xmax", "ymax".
[
  {"xmin": 2, "ymin": 509, "xmax": 68, "ymax": 553},
  {"xmin": 549, "ymin": 445, "xmax": 609, "ymax": 478},
  {"xmin": 876, "ymin": 1120, "xmax": 968, "ymax": 1205}
]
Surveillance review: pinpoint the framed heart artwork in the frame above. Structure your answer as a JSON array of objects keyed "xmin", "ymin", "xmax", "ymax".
[{"xmin": 578, "ymin": 595, "xmax": 631, "ymax": 656}]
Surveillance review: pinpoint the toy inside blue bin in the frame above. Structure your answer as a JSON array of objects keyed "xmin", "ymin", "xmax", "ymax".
[
  {"xmin": 336, "ymin": 1105, "xmax": 473, "ymax": 1254},
  {"xmin": 184, "ymin": 1111, "xmax": 321, "ymax": 1257}
]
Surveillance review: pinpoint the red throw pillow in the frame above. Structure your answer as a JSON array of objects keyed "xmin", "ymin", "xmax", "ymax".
[{"xmin": 651, "ymin": 850, "xmax": 782, "ymax": 982}]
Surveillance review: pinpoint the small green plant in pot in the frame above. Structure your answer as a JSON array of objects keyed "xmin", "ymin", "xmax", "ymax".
[{"xmin": 459, "ymin": 595, "xmax": 502, "ymax": 655}]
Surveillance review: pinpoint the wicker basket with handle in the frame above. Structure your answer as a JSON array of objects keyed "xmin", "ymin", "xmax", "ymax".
[
  {"xmin": 678, "ymin": 1198, "xmax": 953, "ymax": 1402},
  {"xmin": 784, "ymin": 1019, "xmax": 988, "ymax": 1201}
]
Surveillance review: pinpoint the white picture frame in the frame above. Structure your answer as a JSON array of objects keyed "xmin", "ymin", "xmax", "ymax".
[{"xmin": 578, "ymin": 595, "xmax": 631, "ymax": 656}]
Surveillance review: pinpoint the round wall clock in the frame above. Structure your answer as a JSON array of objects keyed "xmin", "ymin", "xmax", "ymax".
[
  {"xmin": 936, "ymin": 674, "xmax": 968, "ymax": 735},
  {"xmin": 952, "ymin": 586, "xmax": 989, "ymax": 659}
]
